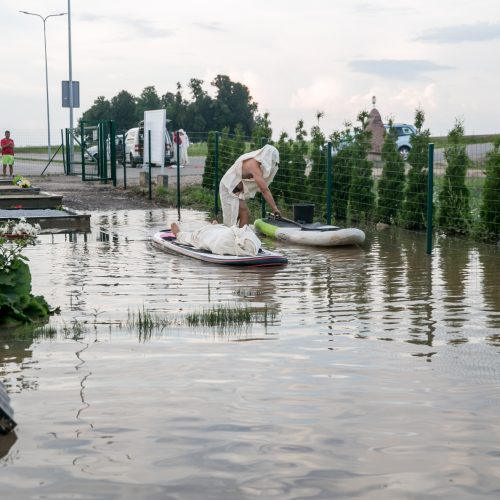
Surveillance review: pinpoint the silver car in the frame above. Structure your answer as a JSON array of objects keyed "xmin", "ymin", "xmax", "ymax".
[{"xmin": 384, "ymin": 123, "xmax": 416, "ymax": 160}]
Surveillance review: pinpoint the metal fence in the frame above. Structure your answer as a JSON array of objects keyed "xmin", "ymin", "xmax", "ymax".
[
  {"xmin": 5, "ymin": 129, "xmax": 500, "ymax": 251},
  {"xmin": 200, "ymin": 131, "xmax": 500, "ymax": 251}
]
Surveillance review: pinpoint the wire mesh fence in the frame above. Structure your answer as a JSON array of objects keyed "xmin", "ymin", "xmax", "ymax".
[{"xmin": 4, "ymin": 128, "xmax": 500, "ymax": 250}]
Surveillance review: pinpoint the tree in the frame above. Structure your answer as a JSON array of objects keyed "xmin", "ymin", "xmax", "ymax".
[
  {"xmin": 330, "ymin": 125, "xmax": 354, "ymax": 221},
  {"xmin": 274, "ymin": 132, "xmax": 294, "ymax": 203},
  {"xmin": 377, "ymin": 119, "xmax": 406, "ymax": 223},
  {"xmin": 136, "ymin": 86, "xmax": 162, "ymax": 121},
  {"xmin": 437, "ymin": 120, "xmax": 471, "ymax": 235},
  {"xmin": 80, "ymin": 96, "xmax": 111, "ymax": 125},
  {"xmin": 401, "ymin": 108, "xmax": 431, "ymax": 230},
  {"xmin": 307, "ymin": 125, "xmax": 327, "ymax": 207},
  {"xmin": 288, "ymin": 120, "xmax": 308, "ymax": 204},
  {"xmin": 251, "ymin": 112, "xmax": 273, "ymax": 150},
  {"xmin": 161, "ymin": 82, "xmax": 189, "ymax": 130},
  {"xmin": 202, "ymin": 131, "xmax": 217, "ymax": 190},
  {"xmin": 348, "ymin": 111, "xmax": 375, "ymax": 222},
  {"xmin": 185, "ymin": 78, "xmax": 211, "ymax": 134},
  {"xmin": 316, "ymin": 110, "xmax": 325, "ymax": 127},
  {"xmin": 480, "ymin": 137, "xmax": 500, "ymax": 240},
  {"xmin": 110, "ymin": 90, "xmax": 137, "ymax": 132},
  {"xmin": 211, "ymin": 75, "xmax": 257, "ymax": 135}
]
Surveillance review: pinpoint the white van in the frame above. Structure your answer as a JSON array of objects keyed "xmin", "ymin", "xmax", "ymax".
[
  {"xmin": 125, "ymin": 127, "xmax": 141, "ymax": 167},
  {"xmin": 125, "ymin": 124, "xmax": 174, "ymax": 167}
]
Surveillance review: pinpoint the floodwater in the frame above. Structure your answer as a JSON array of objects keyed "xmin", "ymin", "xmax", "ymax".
[{"xmin": 1, "ymin": 209, "xmax": 500, "ymax": 499}]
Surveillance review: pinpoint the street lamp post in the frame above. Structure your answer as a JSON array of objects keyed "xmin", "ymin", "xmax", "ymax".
[{"xmin": 19, "ymin": 10, "xmax": 66, "ymax": 161}]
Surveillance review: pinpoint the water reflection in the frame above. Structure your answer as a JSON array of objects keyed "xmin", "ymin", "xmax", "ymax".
[
  {"xmin": 479, "ymin": 246, "xmax": 500, "ymax": 330},
  {"xmin": 0, "ymin": 208, "xmax": 499, "ymax": 498}
]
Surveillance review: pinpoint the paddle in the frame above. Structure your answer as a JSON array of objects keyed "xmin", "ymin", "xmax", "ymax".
[{"xmin": 267, "ymin": 213, "xmax": 341, "ymax": 232}]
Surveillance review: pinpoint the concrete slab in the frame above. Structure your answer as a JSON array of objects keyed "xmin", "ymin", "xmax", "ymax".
[{"xmin": 0, "ymin": 208, "xmax": 90, "ymax": 233}]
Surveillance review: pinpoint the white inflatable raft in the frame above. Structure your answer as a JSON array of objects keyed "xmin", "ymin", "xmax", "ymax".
[{"xmin": 254, "ymin": 217, "xmax": 365, "ymax": 247}]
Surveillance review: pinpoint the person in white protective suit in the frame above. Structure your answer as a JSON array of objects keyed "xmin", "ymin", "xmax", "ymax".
[
  {"xmin": 219, "ymin": 144, "xmax": 281, "ymax": 227},
  {"xmin": 174, "ymin": 129, "xmax": 190, "ymax": 167},
  {"xmin": 170, "ymin": 221, "xmax": 262, "ymax": 256}
]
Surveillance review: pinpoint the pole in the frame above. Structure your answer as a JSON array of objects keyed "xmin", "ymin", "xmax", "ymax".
[
  {"xmin": 326, "ymin": 141, "xmax": 333, "ymax": 225},
  {"xmin": 67, "ymin": 0, "xmax": 74, "ymax": 166},
  {"xmin": 426, "ymin": 143, "xmax": 435, "ymax": 255},
  {"xmin": 176, "ymin": 131, "xmax": 181, "ymax": 219},
  {"xmin": 214, "ymin": 132, "xmax": 219, "ymax": 217},
  {"xmin": 42, "ymin": 20, "xmax": 51, "ymax": 160},
  {"xmin": 148, "ymin": 130, "xmax": 152, "ymax": 200},
  {"xmin": 19, "ymin": 11, "xmax": 66, "ymax": 161}
]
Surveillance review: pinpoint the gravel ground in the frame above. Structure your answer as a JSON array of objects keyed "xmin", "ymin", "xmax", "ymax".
[{"xmin": 29, "ymin": 171, "xmax": 203, "ymax": 212}]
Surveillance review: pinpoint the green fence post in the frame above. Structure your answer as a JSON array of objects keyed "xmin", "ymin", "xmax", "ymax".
[
  {"xmin": 426, "ymin": 143, "xmax": 435, "ymax": 255},
  {"xmin": 175, "ymin": 131, "xmax": 181, "ymax": 219},
  {"xmin": 260, "ymin": 137, "xmax": 268, "ymax": 218},
  {"xmin": 326, "ymin": 141, "xmax": 333, "ymax": 225},
  {"xmin": 122, "ymin": 132, "xmax": 127, "ymax": 189},
  {"xmin": 109, "ymin": 120, "xmax": 117, "ymax": 187},
  {"xmin": 214, "ymin": 131, "xmax": 220, "ymax": 217},
  {"xmin": 65, "ymin": 129, "xmax": 72, "ymax": 177},
  {"xmin": 80, "ymin": 121, "xmax": 86, "ymax": 174},
  {"xmin": 148, "ymin": 130, "xmax": 152, "ymax": 200},
  {"xmin": 61, "ymin": 129, "xmax": 67, "ymax": 174}
]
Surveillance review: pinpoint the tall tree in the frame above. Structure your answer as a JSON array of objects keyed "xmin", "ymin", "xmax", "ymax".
[
  {"xmin": 307, "ymin": 125, "xmax": 327, "ymax": 207},
  {"xmin": 274, "ymin": 132, "xmax": 294, "ymax": 203},
  {"xmin": 110, "ymin": 90, "xmax": 137, "ymax": 131},
  {"xmin": 437, "ymin": 120, "xmax": 471, "ymax": 235},
  {"xmin": 80, "ymin": 96, "xmax": 111, "ymax": 125},
  {"xmin": 480, "ymin": 137, "xmax": 500, "ymax": 240},
  {"xmin": 348, "ymin": 111, "xmax": 375, "ymax": 222},
  {"xmin": 211, "ymin": 75, "xmax": 257, "ymax": 135},
  {"xmin": 377, "ymin": 119, "xmax": 406, "ymax": 223},
  {"xmin": 251, "ymin": 112, "xmax": 273, "ymax": 150},
  {"xmin": 330, "ymin": 124, "xmax": 354, "ymax": 221},
  {"xmin": 136, "ymin": 86, "xmax": 162, "ymax": 121},
  {"xmin": 288, "ymin": 120, "xmax": 308, "ymax": 204},
  {"xmin": 401, "ymin": 109, "xmax": 431, "ymax": 230}
]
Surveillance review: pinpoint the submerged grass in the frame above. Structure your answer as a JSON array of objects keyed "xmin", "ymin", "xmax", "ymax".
[
  {"xmin": 127, "ymin": 303, "xmax": 278, "ymax": 337},
  {"xmin": 185, "ymin": 304, "xmax": 277, "ymax": 327}
]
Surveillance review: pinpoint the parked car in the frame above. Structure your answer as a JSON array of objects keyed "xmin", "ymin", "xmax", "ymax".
[
  {"xmin": 384, "ymin": 123, "xmax": 416, "ymax": 160},
  {"xmin": 85, "ymin": 135, "xmax": 125, "ymax": 164}
]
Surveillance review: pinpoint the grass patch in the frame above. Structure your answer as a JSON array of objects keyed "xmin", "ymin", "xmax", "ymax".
[
  {"xmin": 430, "ymin": 134, "xmax": 500, "ymax": 149},
  {"xmin": 127, "ymin": 304, "xmax": 278, "ymax": 337},
  {"xmin": 185, "ymin": 304, "xmax": 276, "ymax": 327},
  {"xmin": 187, "ymin": 142, "xmax": 208, "ymax": 156}
]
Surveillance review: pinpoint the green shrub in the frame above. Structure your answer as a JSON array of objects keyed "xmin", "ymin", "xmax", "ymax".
[
  {"xmin": 480, "ymin": 138, "xmax": 500, "ymax": 241},
  {"xmin": 377, "ymin": 120, "xmax": 406, "ymax": 223},
  {"xmin": 401, "ymin": 109, "xmax": 431, "ymax": 230},
  {"xmin": 437, "ymin": 120, "xmax": 471, "ymax": 235}
]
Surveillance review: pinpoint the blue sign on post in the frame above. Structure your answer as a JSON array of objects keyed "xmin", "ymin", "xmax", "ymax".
[{"xmin": 62, "ymin": 81, "xmax": 80, "ymax": 108}]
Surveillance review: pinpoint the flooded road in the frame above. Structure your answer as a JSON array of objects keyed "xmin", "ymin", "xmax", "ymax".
[{"xmin": 1, "ymin": 209, "xmax": 500, "ymax": 499}]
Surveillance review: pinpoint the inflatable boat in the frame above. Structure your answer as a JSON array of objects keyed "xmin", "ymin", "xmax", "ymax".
[
  {"xmin": 152, "ymin": 231, "xmax": 288, "ymax": 266},
  {"xmin": 254, "ymin": 217, "xmax": 365, "ymax": 247}
]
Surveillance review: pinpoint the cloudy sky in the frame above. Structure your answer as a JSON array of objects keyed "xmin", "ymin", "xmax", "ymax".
[{"xmin": 4, "ymin": 0, "xmax": 500, "ymax": 143}]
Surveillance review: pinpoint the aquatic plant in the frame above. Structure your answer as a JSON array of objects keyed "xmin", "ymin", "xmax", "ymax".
[
  {"xmin": 185, "ymin": 304, "xmax": 277, "ymax": 328},
  {"xmin": 127, "ymin": 303, "xmax": 278, "ymax": 337}
]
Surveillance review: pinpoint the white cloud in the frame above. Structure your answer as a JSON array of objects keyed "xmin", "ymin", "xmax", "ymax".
[{"xmin": 290, "ymin": 78, "xmax": 343, "ymax": 110}]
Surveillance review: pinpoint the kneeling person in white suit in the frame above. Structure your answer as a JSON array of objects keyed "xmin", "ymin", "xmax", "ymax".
[{"xmin": 171, "ymin": 222, "xmax": 261, "ymax": 256}]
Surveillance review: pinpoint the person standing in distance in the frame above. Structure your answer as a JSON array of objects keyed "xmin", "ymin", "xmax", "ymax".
[
  {"xmin": 1, "ymin": 131, "xmax": 15, "ymax": 177},
  {"xmin": 219, "ymin": 144, "xmax": 281, "ymax": 227}
]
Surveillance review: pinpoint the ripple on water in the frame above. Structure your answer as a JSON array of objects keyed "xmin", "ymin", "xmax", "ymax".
[{"xmin": 1, "ymin": 208, "xmax": 500, "ymax": 498}]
